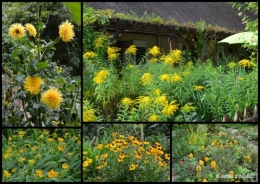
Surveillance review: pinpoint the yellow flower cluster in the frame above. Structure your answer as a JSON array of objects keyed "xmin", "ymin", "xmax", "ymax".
[
  {"xmin": 227, "ymin": 62, "xmax": 237, "ymax": 68},
  {"xmin": 140, "ymin": 73, "xmax": 153, "ymax": 85},
  {"xmin": 211, "ymin": 160, "xmax": 217, "ymax": 170},
  {"xmin": 162, "ymin": 100, "xmax": 179, "ymax": 116},
  {"xmin": 193, "ymin": 85, "xmax": 205, "ymax": 91},
  {"xmin": 94, "ymin": 37, "xmax": 105, "ymax": 48},
  {"xmin": 107, "ymin": 46, "xmax": 121, "ymax": 61},
  {"xmin": 83, "ymin": 51, "xmax": 97, "ymax": 59},
  {"xmin": 47, "ymin": 169, "xmax": 59, "ymax": 178},
  {"xmin": 181, "ymin": 103, "xmax": 196, "ymax": 113},
  {"xmin": 83, "ymin": 105, "xmax": 97, "ymax": 122},
  {"xmin": 149, "ymin": 46, "xmax": 161, "ymax": 56},
  {"xmin": 125, "ymin": 45, "xmax": 137, "ymax": 55},
  {"xmin": 120, "ymin": 97, "xmax": 133, "ymax": 107},
  {"xmin": 93, "ymin": 69, "xmax": 109, "ymax": 85}
]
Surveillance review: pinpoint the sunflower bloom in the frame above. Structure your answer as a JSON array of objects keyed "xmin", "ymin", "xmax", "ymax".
[
  {"xmin": 130, "ymin": 163, "xmax": 138, "ymax": 171},
  {"xmin": 59, "ymin": 20, "xmax": 75, "ymax": 42},
  {"xmin": 126, "ymin": 45, "xmax": 137, "ymax": 55},
  {"xmin": 41, "ymin": 88, "xmax": 63, "ymax": 109},
  {"xmin": 140, "ymin": 73, "xmax": 153, "ymax": 85},
  {"xmin": 47, "ymin": 169, "xmax": 59, "ymax": 178},
  {"xmin": 9, "ymin": 23, "xmax": 25, "ymax": 39},
  {"xmin": 24, "ymin": 76, "xmax": 44, "ymax": 95},
  {"xmin": 149, "ymin": 114, "xmax": 158, "ymax": 122},
  {"xmin": 25, "ymin": 23, "xmax": 37, "ymax": 37}
]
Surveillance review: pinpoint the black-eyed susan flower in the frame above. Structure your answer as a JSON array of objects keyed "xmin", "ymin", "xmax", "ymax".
[
  {"xmin": 165, "ymin": 154, "xmax": 170, "ymax": 160},
  {"xmin": 59, "ymin": 20, "xmax": 75, "ymax": 42},
  {"xmin": 25, "ymin": 23, "xmax": 37, "ymax": 37},
  {"xmin": 41, "ymin": 88, "xmax": 63, "ymax": 109},
  {"xmin": 9, "ymin": 23, "xmax": 25, "ymax": 39},
  {"xmin": 24, "ymin": 76, "xmax": 44, "ymax": 95}
]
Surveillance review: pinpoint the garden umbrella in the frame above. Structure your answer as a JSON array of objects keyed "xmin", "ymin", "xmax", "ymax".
[{"xmin": 218, "ymin": 32, "xmax": 258, "ymax": 46}]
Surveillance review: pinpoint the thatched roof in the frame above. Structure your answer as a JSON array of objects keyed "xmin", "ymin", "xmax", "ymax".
[{"xmin": 85, "ymin": 2, "xmax": 254, "ymax": 33}]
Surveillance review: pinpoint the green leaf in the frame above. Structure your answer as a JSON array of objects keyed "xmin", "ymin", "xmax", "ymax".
[
  {"xmin": 38, "ymin": 20, "xmax": 44, "ymax": 30},
  {"xmin": 76, "ymin": 102, "xmax": 81, "ymax": 121},
  {"xmin": 63, "ymin": 2, "xmax": 81, "ymax": 25},
  {"xmin": 16, "ymin": 74, "xmax": 25, "ymax": 84},
  {"xmin": 14, "ymin": 91, "xmax": 26, "ymax": 98},
  {"xmin": 36, "ymin": 62, "xmax": 49, "ymax": 69},
  {"xmin": 45, "ymin": 116, "xmax": 52, "ymax": 126},
  {"xmin": 33, "ymin": 103, "xmax": 41, "ymax": 109}
]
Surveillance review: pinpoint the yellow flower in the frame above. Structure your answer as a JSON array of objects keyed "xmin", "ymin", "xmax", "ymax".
[
  {"xmin": 135, "ymin": 96, "xmax": 151, "ymax": 108},
  {"xmin": 154, "ymin": 94, "xmax": 168, "ymax": 106},
  {"xmin": 130, "ymin": 163, "xmax": 138, "ymax": 171},
  {"xmin": 185, "ymin": 61, "xmax": 193, "ymax": 69},
  {"xmin": 83, "ymin": 106, "xmax": 97, "ymax": 122},
  {"xmin": 29, "ymin": 159, "xmax": 36, "ymax": 165},
  {"xmin": 234, "ymin": 140, "xmax": 238, "ymax": 144},
  {"xmin": 229, "ymin": 171, "xmax": 234, "ymax": 176},
  {"xmin": 168, "ymin": 175, "xmax": 170, "ymax": 181},
  {"xmin": 94, "ymin": 37, "xmax": 105, "ymax": 48},
  {"xmin": 165, "ymin": 154, "xmax": 170, "ymax": 160},
  {"xmin": 193, "ymin": 85, "xmax": 204, "ymax": 91},
  {"xmin": 3, "ymin": 170, "xmax": 11, "ymax": 178},
  {"xmin": 162, "ymin": 100, "xmax": 179, "ymax": 116},
  {"xmin": 56, "ymin": 66, "xmax": 62, "ymax": 74},
  {"xmin": 93, "ymin": 69, "xmax": 109, "ymax": 85},
  {"xmin": 18, "ymin": 131, "xmax": 27, "ymax": 136},
  {"xmin": 171, "ymin": 73, "xmax": 182, "ymax": 82},
  {"xmin": 149, "ymin": 46, "xmax": 161, "ymax": 56},
  {"xmin": 150, "ymin": 57, "xmax": 159, "ymax": 63},
  {"xmin": 83, "ymin": 51, "xmax": 97, "ymax": 59},
  {"xmin": 41, "ymin": 88, "xmax": 63, "ymax": 109},
  {"xmin": 158, "ymin": 74, "xmax": 171, "ymax": 82},
  {"xmin": 170, "ymin": 49, "xmax": 182, "ymax": 63},
  {"xmin": 181, "ymin": 103, "xmax": 196, "ymax": 113},
  {"xmin": 121, "ymin": 97, "xmax": 133, "ymax": 107},
  {"xmin": 196, "ymin": 165, "xmax": 201, "ymax": 172},
  {"xmin": 149, "ymin": 114, "xmax": 158, "ymax": 122},
  {"xmin": 25, "ymin": 23, "xmax": 37, "ymax": 37},
  {"xmin": 199, "ymin": 160, "xmax": 204, "ymax": 166},
  {"xmin": 62, "ymin": 163, "xmax": 69, "ymax": 169},
  {"xmin": 237, "ymin": 77, "xmax": 243, "ymax": 81},
  {"xmin": 24, "ymin": 76, "xmax": 44, "ymax": 95},
  {"xmin": 204, "ymin": 157, "xmax": 209, "ymax": 162},
  {"xmin": 153, "ymin": 88, "xmax": 161, "ymax": 96},
  {"xmin": 47, "ymin": 169, "xmax": 59, "ymax": 178},
  {"xmin": 107, "ymin": 47, "xmax": 121, "ymax": 61},
  {"xmin": 203, "ymin": 178, "xmax": 208, "ymax": 182},
  {"xmin": 58, "ymin": 145, "xmax": 65, "ymax": 152},
  {"xmin": 188, "ymin": 153, "xmax": 193, "ymax": 158},
  {"xmin": 12, "ymin": 168, "xmax": 17, "ymax": 173},
  {"xmin": 125, "ymin": 45, "xmax": 137, "ymax": 55},
  {"xmin": 102, "ymin": 160, "xmax": 107, "ymax": 166},
  {"xmin": 96, "ymin": 165, "xmax": 102, "ymax": 170},
  {"xmin": 9, "ymin": 23, "xmax": 25, "ymax": 39},
  {"xmin": 35, "ymin": 170, "xmax": 44, "ymax": 178},
  {"xmin": 238, "ymin": 59, "xmax": 250, "ymax": 68},
  {"xmin": 59, "ymin": 20, "xmax": 75, "ymax": 42},
  {"xmin": 140, "ymin": 73, "xmax": 153, "ymax": 85},
  {"xmin": 58, "ymin": 137, "xmax": 64, "ymax": 142},
  {"xmin": 211, "ymin": 160, "xmax": 217, "ymax": 170},
  {"xmin": 227, "ymin": 62, "xmax": 237, "ymax": 68},
  {"xmin": 163, "ymin": 55, "xmax": 174, "ymax": 64}
]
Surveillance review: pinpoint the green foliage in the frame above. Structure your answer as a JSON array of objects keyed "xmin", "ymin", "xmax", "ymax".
[
  {"xmin": 2, "ymin": 129, "xmax": 81, "ymax": 182},
  {"xmin": 172, "ymin": 124, "xmax": 258, "ymax": 182}
]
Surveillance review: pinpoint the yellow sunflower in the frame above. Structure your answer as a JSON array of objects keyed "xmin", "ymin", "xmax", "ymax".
[
  {"xmin": 59, "ymin": 20, "xmax": 75, "ymax": 42},
  {"xmin": 24, "ymin": 76, "xmax": 44, "ymax": 95},
  {"xmin": 41, "ymin": 88, "xmax": 63, "ymax": 109},
  {"xmin": 9, "ymin": 23, "xmax": 26, "ymax": 39},
  {"xmin": 25, "ymin": 23, "xmax": 37, "ymax": 37}
]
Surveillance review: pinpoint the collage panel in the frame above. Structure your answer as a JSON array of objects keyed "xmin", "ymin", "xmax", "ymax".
[
  {"xmin": 2, "ymin": 2, "xmax": 81, "ymax": 127},
  {"xmin": 2, "ymin": 128, "xmax": 81, "ymax": 182},
  {"xmin": 172, "ymin": 124, "xmax": 258, "ymax": 182},
  {"xmin": 82, "ymin": 123, "xmax": 170, "ymax": 182}
]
